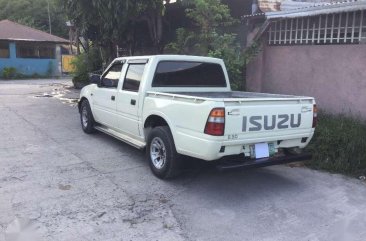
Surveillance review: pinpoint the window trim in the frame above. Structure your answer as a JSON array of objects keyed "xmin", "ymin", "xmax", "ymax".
[
  {"xmin": 151, "ymin": 60, "xmax": 227, "ymax": 88},
  {"xmin": 127, "ymin": 59, "xmax": 149, "ymax": 64}
]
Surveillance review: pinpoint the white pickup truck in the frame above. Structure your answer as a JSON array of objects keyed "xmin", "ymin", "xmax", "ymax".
[{"xmin": 78, "ymin": 55, "xmax": 317, "ymax": 179}]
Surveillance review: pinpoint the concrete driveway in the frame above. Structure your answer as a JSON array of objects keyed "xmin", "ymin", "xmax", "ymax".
[{"xmin": 1, "ymin": 79, "xmax": 366, "ymax": 241}]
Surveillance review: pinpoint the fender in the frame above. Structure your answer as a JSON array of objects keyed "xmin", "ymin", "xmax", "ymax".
[
  {"xmin": 79, "ymin": 84, "xmax": 97, "ymax": 112},
  {"xmin": 143, "ymin": 110, "xmax": 176, "ymax": 140}
]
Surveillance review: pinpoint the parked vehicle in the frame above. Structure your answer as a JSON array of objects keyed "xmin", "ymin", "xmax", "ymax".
[{"xmin": 78, "ymin": 55, "xmax": 317, "ymax": 179}]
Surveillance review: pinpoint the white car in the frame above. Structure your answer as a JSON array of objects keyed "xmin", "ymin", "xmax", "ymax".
[{"xmin": 79, "ymin": 55, "xmax": 317, "ymax": 179}]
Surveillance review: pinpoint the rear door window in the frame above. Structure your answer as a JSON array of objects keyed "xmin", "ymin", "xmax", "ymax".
[
  {"xmin": 123, "ymin": 64, "xmax": 146, "ymax": 92},
  {"xmin": 152, "ymin": 61, "xmax": 227, "ymax": 87}
]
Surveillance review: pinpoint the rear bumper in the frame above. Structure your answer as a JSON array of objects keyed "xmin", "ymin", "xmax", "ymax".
[
  {"xmin": 216, "ymin": 153, "xmax": 312, "ymax": 171},
  {"xmin": 175, "ymin": 127, "xmax": 314, "ymax": 161}
]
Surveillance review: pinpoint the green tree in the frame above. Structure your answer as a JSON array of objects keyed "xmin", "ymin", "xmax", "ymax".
[
  {"xmin": 0, "ymin": 0, "xmax": 68, "ymax": 38},
  {"xmin": 62, "ymin": 0, "xmax": 131, "ymax": 62},
  {"xmin": 134, "ymin": 0, "xmax": 166, "ymax": 53},
  {"xmin": 61, "ymin": 0, "xmax": 169, "ymax": 62},
  {"xmin": 185, "ymin": 0, "xmax": 236, "ymax": 54},
  {"xmin": 165, "ymin": 0, "xmax": 246, "ymax": 90}
]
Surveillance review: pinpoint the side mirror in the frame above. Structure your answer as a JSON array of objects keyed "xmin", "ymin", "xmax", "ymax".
[{"xmin": 89, "ymin": 74, "xmax": 101, "ymax": 85}]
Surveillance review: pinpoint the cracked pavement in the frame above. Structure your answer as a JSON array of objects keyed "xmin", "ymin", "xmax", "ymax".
[{"xmin": 1, "ymin": 79, "xmax": 366, "ymax": 241}]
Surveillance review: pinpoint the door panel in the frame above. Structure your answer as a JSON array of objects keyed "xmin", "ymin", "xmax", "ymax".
[
  {"xmin": 116, "ymin": 90, "xmax": 140, "ymax": 136},
  {"xmin": 116, "ymin": 63, "xmax": 147, "ymax": 137},
  {"xmin": 92, "ymin": 88, "xmax": 117, "ymax": 127},
  {"xmin": 92, "ymin": 62, "xmax": 123, "ymax": 128}
]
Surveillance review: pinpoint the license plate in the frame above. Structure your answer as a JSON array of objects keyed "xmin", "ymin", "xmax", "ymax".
[{"xmin": 250, "ymin": 143, "xmax": 275, "ymax": 159}]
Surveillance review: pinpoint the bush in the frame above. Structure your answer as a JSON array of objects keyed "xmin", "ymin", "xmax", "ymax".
[
  {"xmin": 208, "ymin": 33, "xmax": 246, "ymax": 90},
  {"xmin": 306, "ymin": 113, "xmax": 366, "ymax": 176},
  {"xmin": 30, "ymin": 73, "xmax": 44, "ymax": 79},
  {"xmin": 1, "ymin": 67, "xmax": 17, "ymax": 79},
  {"xmin": 71, "ymin": 48, "xmax": 103, "ymax": 89}
]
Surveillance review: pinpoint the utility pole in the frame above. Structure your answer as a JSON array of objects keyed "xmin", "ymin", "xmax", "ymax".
[{"xmin": 47, "ymin": 0, "xmax": 52, "ymax": 34}]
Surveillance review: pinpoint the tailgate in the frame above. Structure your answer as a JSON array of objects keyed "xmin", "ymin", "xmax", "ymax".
[{"xmin": 224, "ymin": 98, "xmax": 315, "ymax": 143}]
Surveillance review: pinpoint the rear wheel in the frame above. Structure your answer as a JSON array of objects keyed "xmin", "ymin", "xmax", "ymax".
[
  {"xmin": 80, "ymin": 99, "xmax": 95, "ymax": 134},
  {"xmin": 147, "ymin": 126, "xmax": 181, "ymax": 179}
]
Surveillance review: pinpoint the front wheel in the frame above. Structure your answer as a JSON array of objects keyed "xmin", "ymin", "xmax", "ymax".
[
  {"xmin": 147, "ymin": 126, "xmax": 181, "ymax": 179},
  {"xmin": 80, "ymin": 99, "xmax": 95, "ymax": 134}
]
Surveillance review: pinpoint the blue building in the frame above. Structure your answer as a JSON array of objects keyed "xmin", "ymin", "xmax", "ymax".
[{"xmin": 0, "ymin": 19, "xmax": 69, "ymax": 77}]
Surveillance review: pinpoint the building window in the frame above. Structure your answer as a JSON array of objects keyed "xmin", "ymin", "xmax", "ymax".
[
  {"xmin": 16, "ymin": 44, "xmax": 38, "ymax": 58},
  {"xmin": 268, "ymin": 10, "xmax": 366, "ymax": 45},
  {"xmin": 0, "ymin": 42, "xmax": 10, "ymax": 58},
  {"xmin": 16, "ymin": 43, "xmax": 56, "ymax": 59},
  {"xmin": 39, "ymin": 46, "xmax": 55, "ymax": 59}
]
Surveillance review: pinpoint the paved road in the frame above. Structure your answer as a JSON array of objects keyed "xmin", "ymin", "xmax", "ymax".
[{"xmin": 1, "ymin": 79, "xmax": 366, "ymax": 241}]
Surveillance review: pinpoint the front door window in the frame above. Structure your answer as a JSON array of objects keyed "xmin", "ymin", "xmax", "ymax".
[{"xmin": 101, "ymin": 63, "xmax": 123, "ymax": 88}]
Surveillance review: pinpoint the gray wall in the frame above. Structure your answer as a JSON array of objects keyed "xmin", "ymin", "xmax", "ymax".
[{"xmin": 247, "ymin": 44, "xmax": 366, "ymax": 118}]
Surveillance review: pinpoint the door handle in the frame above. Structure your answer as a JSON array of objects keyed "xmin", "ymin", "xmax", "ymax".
[
  {"xmin": 111, "ymin": 96, "xmax": 115, "ymax": 101},
  {"xmin": 130, "ymin": 99, "xmax": 136, "ymax": 105}
]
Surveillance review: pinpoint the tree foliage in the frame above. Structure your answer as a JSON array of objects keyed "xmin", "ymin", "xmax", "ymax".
[
  {"xmin": 0, "ymin": 0, "xmax": 68, "ymax": 38},
  {"xmin": 71, "ymin": 47, "xmax": 103, "ymax": 88},
  {"xmin": 135, "ymin": 0, "xmax": 165, "ymax": 52},
  {"xmin": 63, "ymin": 0, "xmax": 250, "ymax": 89},
  {"xmin": 61, "ymin": 0, "xmax": 167, "ymax": 62},
  {"xmin": 165, "ymin": 0, "xmax": 246, "ymax": 90},
  {"xmin": 62, "ymin": 0, "xmax": 130, "ymax": 61},
  {"xmin": 1, "ymin": 0, "xmax": 253, "ymax": 89}
]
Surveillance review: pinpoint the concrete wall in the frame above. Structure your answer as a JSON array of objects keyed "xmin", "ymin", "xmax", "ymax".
[
  {"xmin": 0, "ymin": 42, "xmax": 60, "ymax": 77},
  {"xmin": 247, "ymin": 44, "xmax": 366, "ymax": 118}
]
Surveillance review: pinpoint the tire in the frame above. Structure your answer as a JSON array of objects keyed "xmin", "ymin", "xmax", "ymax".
[
  {"xmin": 80, "ymin": 99, "xmax": 96, "ymax": 134},
  {"xmin": 146, "ymin": 126, "xmax": 181, "ymax": 179}
]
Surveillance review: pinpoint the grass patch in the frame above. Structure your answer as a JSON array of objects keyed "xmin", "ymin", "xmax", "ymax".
[
  {"xmin": 0, "ymin": 68, "xmax": 55, "ymax": 80},
  {"xmin": 306, "ymin": 113, "xmax": 366, "ymax": 177}
]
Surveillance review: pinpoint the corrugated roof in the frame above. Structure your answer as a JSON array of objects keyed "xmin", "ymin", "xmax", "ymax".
[
  {"xmin": 280, "ymin": 0, "xmax": 338, "ymax": 11},
  {"xmin": 244, "ymin": 0, "xmax": 366, "ymax": 42},
  {"xmin": 243, "ymin": 0, "xmax": 365, "ymax": 18},
  {"xmin": 257, "ymin": 0, "xmax": 356, "ymax": 12},
  {"xmin": 0, "ymin": 19, "xmax": 68, "ymax": 43},
  {"xmin": 267, "ymin": 0, "xmax": 366, "ymax": 19}
]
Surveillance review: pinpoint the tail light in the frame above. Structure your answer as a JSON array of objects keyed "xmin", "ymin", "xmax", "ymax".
[
  {"xmin": 312, "ymin": 104, "xmax": 318, "ymax": 128},
  {"xmin": 204, "ymin": 108, "xmax": 225, "ymax": 136}
]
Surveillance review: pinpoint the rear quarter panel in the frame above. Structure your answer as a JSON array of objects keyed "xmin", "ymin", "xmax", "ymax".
[{"xmin": 142, "ymin": 96, "xmax": 223, "ymax": 155}]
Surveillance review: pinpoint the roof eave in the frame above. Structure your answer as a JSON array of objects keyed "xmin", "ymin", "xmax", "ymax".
[{"xmin": 0, "ymin": 38, "xmax": 69, "ymax": 44}]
